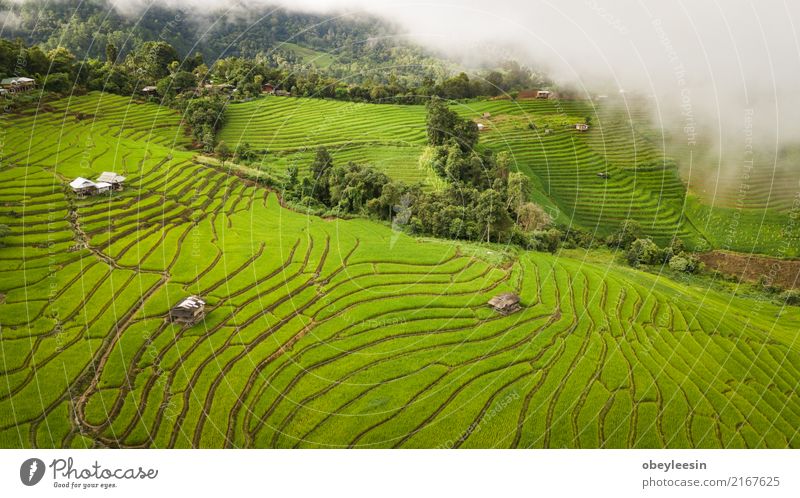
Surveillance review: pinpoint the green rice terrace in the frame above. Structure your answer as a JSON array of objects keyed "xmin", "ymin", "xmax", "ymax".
[
  {"xmin": 221, "ymin": 95, "xmax": 797, "ymax": 256},
  {"xmin": 1, "ymin": 92, "xmax": 800, "ymax": 449}
]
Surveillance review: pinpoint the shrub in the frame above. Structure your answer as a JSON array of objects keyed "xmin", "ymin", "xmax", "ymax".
[
  {"xmin": 757, "ymin": 275, "xmax": 783, "ymax": 294},
  {"xmin": 531, "ymin": 228, "xmax": 562, "ymax": 253},
  {"xmin": 607, "ymin": 219, "xmax": 643, "ymax": 250},
  {"xmin": 234, "ymin": 142, "xmax": 257, "ymax": 163},
  {"xmin": 626, "ymin": 238, "xmax": 662, "ymax": 266},
  {"xmin": 782, "ymin": 289, "xmax": 800, "ymax": 306},
  {"xmin": 515, "ymin": 202, "xmax": 550, "ymax": 231},
  {"xmin": 668, "ymin": 255, "xmax": 691, "ymax": 273},
  {"xmin": 668, "ymin": 252, "xmax": 703, "ymax": 273}
]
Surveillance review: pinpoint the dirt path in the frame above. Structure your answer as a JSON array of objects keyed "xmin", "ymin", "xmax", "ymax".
[{"xmin": 696, "ymin": 250, "xmax": 800, "ymax": 289}]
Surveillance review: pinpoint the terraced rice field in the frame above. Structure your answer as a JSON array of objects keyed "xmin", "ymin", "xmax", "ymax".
[
  {"xmin": 219, "ymin": 96, "xmax": 431, "ymax": 185},
  {"xmin": 222, "ymin": 96, "xmax": 798, "ymax": 254},
  {"xmin": 223, "ymin": 96, "xmax": 700, "ymax": 243},
  {"xmin": 1, "ymin": 93, "xmax": 800, "ymax": 449}
]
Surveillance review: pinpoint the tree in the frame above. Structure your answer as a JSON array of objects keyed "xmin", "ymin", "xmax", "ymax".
[
  {"xmin": 607, "ymin": 219, "xmax": 643, "ymax": 250},
  {"xmin": 484, "ymin": 71, "xmax": 504, "ymax": 95},
  {"xmin": 507, "ymin": 172, "xmax": 532, "ymax": 211},
  {"xmin": 157, "ymin": 70, "xmax": 196, "ymax": 99},
  {"xmin": 440, "ymin": 72, "xmax": 471, "ymax": 99},
  {"xmin": 425, "ymin": 97, "xmax": 457, "ymax": 147},
  {"xmin": 476, "ymin": 189, "xmax": 513, "ymax": 242},
  {"xmin": 669, "ymin": 252, "xmax": 702, "ymax": 273},
  {"xmin": 235, "ymin": 142, "xmax": 256, "ymax": 162},
  {"xmin": 309, "ymin": 146, "xmax": 333, "ymax": 204},
  {"xmin": 106, "ymin": 42, "xmax": 118, "ymax": 65},
  {"xmin": 626, "ymin": 238, "xmax": 663, "ymax": 266},
  {"xmin": 516, "ymin": 202, "xmax": 550, "ymax": 231},
  {"xmin": 26, "ymin": 46, "xmax": 50, "ymax": 74},
  {"xmin": 531, "ymin": 228, "xmax": 562, "ymax": 252},
  {"xmin": 128, "ymin": 41, "xmax": 178, "ymax": 81},
  {"xmin": 285, "ymin": 165, "xmax": 299, "ymax": 194},
  {"xmin": 328, "ymin": 162, "xmax": 391, "ymax": 214},
  {"xmin": 215, "ymin": 141, "xmax": 231, "ymax": 166},
  {"xmin": 418, "ymin": 146, "xmax": 448, "ymax": 177},
  {"xmin": 201, "ymin": 130, "xmax": 215, "ymax": 152},
  {"xmin": 425, "ymin": 97, "xmax": 479, "ymax": 153},
  {"xmin": 311, "ymin": 146, "xmax": 333, "ymax": 180},
  {"xmin": 42, "ymin": 72, "xmax": 71, "ymax": 93},
  {"xmin": 453, "ymin": 119, "xmax": 479, "ymax": 153},
  {"xmin": 47, "ymin": 47, "xmax": 76, "ymax": 75},
  {"xmin": 0, "ymin": 224, "xmax": 8, "ymax": 247},
  {"xmin": 185, "ymin": 97, "xmax": 226, "ymax": 143}
]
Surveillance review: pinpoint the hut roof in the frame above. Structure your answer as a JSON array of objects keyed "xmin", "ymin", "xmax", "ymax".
[
  {"xmin": 174, "ymin": 296, "xmax": 205, "ymax": 310},
  {"xmin": 488, "ymin": 293, "xmax": 520, "ymax": 308},
  {"xmin": 97, "ymin": 172, "xmax": 126, "ymax": 184},
  {"xmin": 69, "ymin": 177, "xmax": 96, "ymax": 189},
  {"xmin": 1, "ymin": 77, "xmax": 35, "ymax": 85}
]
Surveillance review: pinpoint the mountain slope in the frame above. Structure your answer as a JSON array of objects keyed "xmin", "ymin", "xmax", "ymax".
[{"xmin": 1, "ymin": 93, "xmax": 799, "ymax": 448}]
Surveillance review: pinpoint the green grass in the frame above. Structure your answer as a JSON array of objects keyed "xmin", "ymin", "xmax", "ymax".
[{"xmin": 0, "ymin": 93, "xmax": 799, "ymax": 449}]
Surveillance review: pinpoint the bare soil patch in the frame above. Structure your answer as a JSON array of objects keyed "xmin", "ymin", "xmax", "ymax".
[{"xmin": 696, "ymin": 250, "xmax": 800, "ymax": 289}]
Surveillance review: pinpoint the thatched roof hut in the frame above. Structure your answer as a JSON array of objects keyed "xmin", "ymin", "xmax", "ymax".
[
  {"xmin": 168, "ymin": 295, "xmax": 206, "ymax": 325},
  {"xmin": 488, "ymin": 293, "xmax": 521, "ymax": 314}
]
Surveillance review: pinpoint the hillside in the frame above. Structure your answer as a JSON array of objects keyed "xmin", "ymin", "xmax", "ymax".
[
  {"xmin": 0, "ymin": 0, "xmax": 451, "ymax": 86},
  {"xmin": 220, "ymin": 95, "xmax": 796, "ymax": 255},
  {"xmin": 1, "ymin": 93, "xmax": 799, "ymax": 448}
]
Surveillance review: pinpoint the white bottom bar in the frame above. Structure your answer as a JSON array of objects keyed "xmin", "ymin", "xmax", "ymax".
[{"xmin": 1, "ymin": 449, "xmax": 797, "ymax": 497}]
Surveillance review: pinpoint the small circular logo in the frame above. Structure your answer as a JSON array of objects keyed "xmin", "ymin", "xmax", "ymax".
[{"xmin": 20, "ymin": 458, "xmax": 45, "ymax": 486}]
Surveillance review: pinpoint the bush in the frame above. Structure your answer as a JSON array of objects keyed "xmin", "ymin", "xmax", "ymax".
[
  {"xmin": 757, "ymin": 275, "xmax": 783, "ymax": 294},
  {"xmin": 530, "ymin": 228, "xmax": 562, "ymax": 253},
  {"xmin": 607, "ymin": 219, "xmax": 643, "ymax": 250},
  {"xmin": 782, "ymin": 289, "xmax": 800, "ymax": 306},
  {"xmin": 626, "ymin": 238, "xmax": 662, "ymax": 266},
  {"xmin": 235, "ymin": 142, "xmax": 257, "ymax": 162},
  {"xmin": 668, "ymin": 255, "xmax": 691, "ymax": 272},
  {"xmin": 668, "ymin": 252, "xmax": 702, "ymax": 274}
]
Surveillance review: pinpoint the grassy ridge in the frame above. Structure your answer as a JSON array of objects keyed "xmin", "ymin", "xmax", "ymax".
[{"xmin": 1, "ymin": 93, "xmax": 799, "ymax": 448}]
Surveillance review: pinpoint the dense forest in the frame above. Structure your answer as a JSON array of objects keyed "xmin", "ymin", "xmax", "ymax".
[{"xmin": 0, "ymin": 0, "xmax": 548, "ymax": 93}]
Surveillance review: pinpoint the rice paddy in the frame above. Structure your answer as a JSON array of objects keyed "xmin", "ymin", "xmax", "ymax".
[
  {"xmin": 221, "ymin": 96, "xmax": 797, "ymax": 254},
  {"xmin": 1, "ymin": 92, "xmax": 799, "ymax": 449}
]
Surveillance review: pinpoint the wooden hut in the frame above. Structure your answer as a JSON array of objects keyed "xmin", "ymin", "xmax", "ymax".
[
  {"xmin": 168, "ymin": 296, "xmax": 206, "ymax": 325},
  {"xmin": 1, "ymin": 77, "xmax": 36, "ymax": 93},
  {"xmin": 69, "ymin": 177, "xmax": 97, "ymax": 197},
  {"xmin": 96, "ymin": 172, "xmax": 126, "ymax": 191},
  {"xmin": 488, "ymin": 293, "xmax": 521, "ymax": 315},
  {"xmin": 94, "ymin": 181, "xmax": 112, "ymax": 194},
  {"xmin": 575, "ymin": 123, "xmax": 590, "ymax": 132}
]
